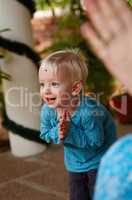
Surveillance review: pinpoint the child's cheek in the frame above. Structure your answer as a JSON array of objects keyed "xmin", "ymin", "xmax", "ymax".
[
  {"xmin": 53, "ymin": 88, "xmax": 61, "ymax": 96},
  {"xmin": 40, "ymin": 89, "xmax": 44, "ymax": 99},
  {"xmin": 60, "ymin": 93, "xmax": 71, "ymax": 107}
]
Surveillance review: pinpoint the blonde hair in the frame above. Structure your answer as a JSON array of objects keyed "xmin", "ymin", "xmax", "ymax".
[{"xmin": 40, "ymin": 50, "xmax": 88, "ymax": 85}]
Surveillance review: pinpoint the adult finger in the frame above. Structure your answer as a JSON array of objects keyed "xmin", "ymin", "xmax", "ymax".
[
  {"xmin": 81, "ymin": 22, "xmax": 107, "ymax": 59},
  {"xmin": 110, "ymin": 0, "xmax": 132, "ymax": 28},
  {"xmin": 81, "ymin": 0, "xmax": 114, "ymax": 43},
  {"xmin": 96, "ymin": 0, "xmax": 123, "ymax": 35}
]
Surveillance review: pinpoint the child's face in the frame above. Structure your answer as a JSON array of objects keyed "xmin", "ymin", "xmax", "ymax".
[{"xmin": 39, "ymin": 66, "xmax": 73, "ymax": 109}]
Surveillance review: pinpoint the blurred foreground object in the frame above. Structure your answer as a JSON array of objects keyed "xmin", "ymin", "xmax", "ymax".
[{"xmin": 81, "ymin": 0, "xmax": 132, "ymax": 95}]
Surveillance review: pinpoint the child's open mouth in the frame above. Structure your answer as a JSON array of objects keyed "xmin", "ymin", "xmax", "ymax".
[{"xmin": 45, "ymin": 97, "xmax": 56, "ymax": 104}]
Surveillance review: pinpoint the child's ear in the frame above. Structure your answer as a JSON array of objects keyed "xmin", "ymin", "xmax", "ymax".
[{"xmin": 72, "ymin": 81, "xmax": 83, "ymax": 96}]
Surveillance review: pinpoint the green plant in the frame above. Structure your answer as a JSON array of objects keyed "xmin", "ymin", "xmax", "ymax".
[
  {"xmin": 0, "ymin": 29, "xmax": 11, "ymax": 114},
  {"xmin": 0, "ymin": 63, "xmax": 11, "ymax": 115},
  {"xmin": 126, "ymin": 0, "xmax": 132, "ymax": 6},
  {"xmin": 35, "ymin": 0, "xmax": 70, "ymax": 10},
  {"xmin": 0, "ymin": 28, "xmax": 11, "ymax": 79}
]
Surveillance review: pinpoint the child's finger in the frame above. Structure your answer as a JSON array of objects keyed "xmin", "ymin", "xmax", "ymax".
[
  {"xmin": 64, "ymin": 110, "xmax": 67, "ymax": 120},
  {"xmin": 65, "ymin": 111, "xmax": 71, "ymax": 121},
  {"xmin": 59, "ymin": 110, "xmax": 70, "ymax": 122},
  {"xmin": 59, "ymin": 113, "xmax": 66, "ymax": 122},
  {"xmin": 60, "ymin": 110, "xmax": 67, "ymax": 121},
  {"xmin": 59, "ymin": 130, "xmax": 66, "ymax": 139},
  {"xmin": 63, "ymin": 110, "xmax": 70, "ymax": 121},
  {"xmin": 59, "ymin": 135, "xmax": 64, "ymax": 140},
  {"xmin": 60, "ymin": 121, "xmax": 65, "ymax": 128}
]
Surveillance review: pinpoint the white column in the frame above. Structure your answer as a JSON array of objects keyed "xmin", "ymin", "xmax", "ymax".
[{"xmin": 0, "ymin": 0, "xmax": 46, "ymax": 157}]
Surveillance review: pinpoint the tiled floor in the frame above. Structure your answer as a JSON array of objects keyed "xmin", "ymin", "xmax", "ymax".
[
  {"xmin": 0, "ymin": 121, "xmax": 132, "ymax": 200},
  {"xmin": 0, "ymin": 143, "xmax": 68, "ymax": 200}
]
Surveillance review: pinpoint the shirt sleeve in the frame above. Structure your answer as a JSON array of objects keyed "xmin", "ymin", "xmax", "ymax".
[
  {"xmin": 94, "ymin": 135, "xmax": 132, "ymax": 200},
  {"xmin": 40, "ymin": 104, "xmax": 60, "ymax": 144},
  {"xmin": 63, "ymin": 114, "xmax": 104, "ymax": 150}
]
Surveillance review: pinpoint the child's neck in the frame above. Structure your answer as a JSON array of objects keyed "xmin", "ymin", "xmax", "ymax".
[
  {"xmin": 69, "ymin": 96, "xmax": 80, "ymax": 113},
  {"xmin": 57, "ymin": 96, "xmax": 80, "ymax": 116}
]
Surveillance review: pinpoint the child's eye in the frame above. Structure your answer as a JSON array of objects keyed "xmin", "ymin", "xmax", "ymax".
[
  {"xmin": 51, "ymin": 82, "xmax": 60, "ymax": 87},
  {"xmin": 40, "ymin": 83, "xmax": 45, "ymax": 88}
]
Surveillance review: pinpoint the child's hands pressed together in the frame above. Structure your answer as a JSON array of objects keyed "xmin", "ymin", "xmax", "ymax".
[{"xmin": 58, "ymin": 110, "xmax": 70, "ymax": 140}]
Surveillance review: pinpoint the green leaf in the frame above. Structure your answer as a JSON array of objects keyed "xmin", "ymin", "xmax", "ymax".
[
  {"xmin": 0, "ymin": 70, "xmax": 11, "ymax": 81},
  {"xmin": 127, "ymin": 0, "xmax": 132, "ymax": 6}
]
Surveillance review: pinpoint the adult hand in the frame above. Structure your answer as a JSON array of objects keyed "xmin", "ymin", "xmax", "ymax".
[{"xmin": 81, "ymin": 0, "xmax": 132, "ymax": 95}]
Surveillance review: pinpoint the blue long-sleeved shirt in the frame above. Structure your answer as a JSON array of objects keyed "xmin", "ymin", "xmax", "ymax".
[{"xmin": 40, "ymin": 96, "xmax": 117, "ymax": 172}]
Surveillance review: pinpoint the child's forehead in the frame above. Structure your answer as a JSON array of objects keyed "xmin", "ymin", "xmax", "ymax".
[
  {"xmin": 39, "ymin": 62, "xmax": 56, "ymax": 74},
  {"xmin": 39, "ymin": 68, "xmax": 58, "ymax": 83},
  {"xmin": 40, "ymin": 61, "xmax": 70, "ymax": 74},
  {"xmin": 40, "ymin": 60, "xmax": 54, "ymax": 69},
  {"xmin": 39, "ymin": 64, "xmax": 72, "ymax": 84},
  {"xmin": 39, "ymin": 67, "xmax": 56, "ymax": 79}
]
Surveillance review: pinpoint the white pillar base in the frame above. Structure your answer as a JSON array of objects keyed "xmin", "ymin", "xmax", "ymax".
[{"xmin": 9, "ymin": 131, "xmax": 46, "ymax": 157}]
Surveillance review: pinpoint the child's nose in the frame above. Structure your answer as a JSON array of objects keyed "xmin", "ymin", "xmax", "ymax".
[{"xmin": 44, "ymin": 85, "xmax": 51, "ymax": 94}]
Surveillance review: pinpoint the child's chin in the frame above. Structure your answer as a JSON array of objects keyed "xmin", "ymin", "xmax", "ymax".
[{"xmin": 47, "ymin": 103, "xmax": 58, "ymax": 108}]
